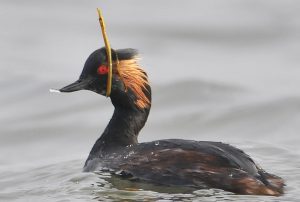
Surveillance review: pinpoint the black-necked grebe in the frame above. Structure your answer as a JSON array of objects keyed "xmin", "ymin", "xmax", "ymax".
[
  {"xmin": 58, "ymin": 48, "xmax": 284, "ymax": 196},
  {"xmin": 56, "ymin": 9, "xmax": 284, "ymax": 196}
]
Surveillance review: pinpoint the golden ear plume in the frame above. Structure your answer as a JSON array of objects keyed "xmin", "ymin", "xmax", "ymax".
[{"xmin": 97, "ymin": 8, "xmax": 112, "ymax": 97}]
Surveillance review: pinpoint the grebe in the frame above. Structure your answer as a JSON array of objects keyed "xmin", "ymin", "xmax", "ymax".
[
  {"xmin": 58, "ymin": 47, "xmax": 284, "ymax": 196},
  {"xmin": 56, "ymin": 9, "xmax": 284, "ymax": 196}
]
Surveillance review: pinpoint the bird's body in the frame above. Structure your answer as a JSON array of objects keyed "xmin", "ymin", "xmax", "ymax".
[
  {"xmin": 59, "ymin": 48, "xmax": 284, "ymax": 196},
  {"xmin": 84, "ymin": 139, "xmax": 283, "ymax": 195}
]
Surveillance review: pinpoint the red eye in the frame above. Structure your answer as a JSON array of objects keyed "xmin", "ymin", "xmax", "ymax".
[{"xmin": 97, "ymin": 65, "xmax": 109, "ymax": 75}]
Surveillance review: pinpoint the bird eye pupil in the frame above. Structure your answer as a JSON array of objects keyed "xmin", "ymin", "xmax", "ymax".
[{"xmin": 97, "ymin": 65, "xmax": 109, "ymax": 75}]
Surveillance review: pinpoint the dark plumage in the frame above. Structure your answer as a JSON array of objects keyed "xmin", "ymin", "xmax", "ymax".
[{"xmin": 59, "ymin": 48, "xmax": 284, "ymax": 196}]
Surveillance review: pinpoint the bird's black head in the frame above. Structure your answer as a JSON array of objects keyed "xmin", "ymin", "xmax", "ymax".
[{"xmin": 60, "ymin": 47, "xmax": 151, "ymax": 110}]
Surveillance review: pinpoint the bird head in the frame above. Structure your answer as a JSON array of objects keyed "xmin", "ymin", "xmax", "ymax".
[
  {"xmin": 58, "ymin": 9, "xmax": 150, "ymax": 110},
  {"xmin": 59, "ymin": 47, "xmax": 151, "ymax": 109}
]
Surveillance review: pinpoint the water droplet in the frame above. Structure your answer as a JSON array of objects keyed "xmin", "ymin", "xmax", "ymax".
[{"xmin": 49, "ymin": 89, "xmax": 61, "ymax": 93}]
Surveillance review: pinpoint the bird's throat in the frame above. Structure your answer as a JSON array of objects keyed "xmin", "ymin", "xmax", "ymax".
[
  {"xmin": 102, "ymin": 107, "xmax": 149, "ymax": 147},
  {"xmin": 85, "ymin": 76, "xmax": 151, "ymax": 167},
  {"xmin": 85, "ymin": 103, "xmax": 150, "ymax": 163}
]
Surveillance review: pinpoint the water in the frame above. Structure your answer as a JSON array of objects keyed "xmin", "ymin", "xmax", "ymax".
[{"xmin": 1, "ymin": 0, "xmax": 300, "ymax": 201}]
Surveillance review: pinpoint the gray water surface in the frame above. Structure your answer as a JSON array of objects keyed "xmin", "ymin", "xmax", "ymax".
[{"xmin": 1, "ymin": 1, "xmax": 300, "ymax": 201}]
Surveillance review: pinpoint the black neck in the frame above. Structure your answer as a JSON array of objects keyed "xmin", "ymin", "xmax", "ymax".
[
  {"xmin": 100, "ymin": 106, "xmax": 150, "ymax": 148},
  {"xmin": 86, "ymin": 86, "xmax": 151, "ymax": 162}
]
